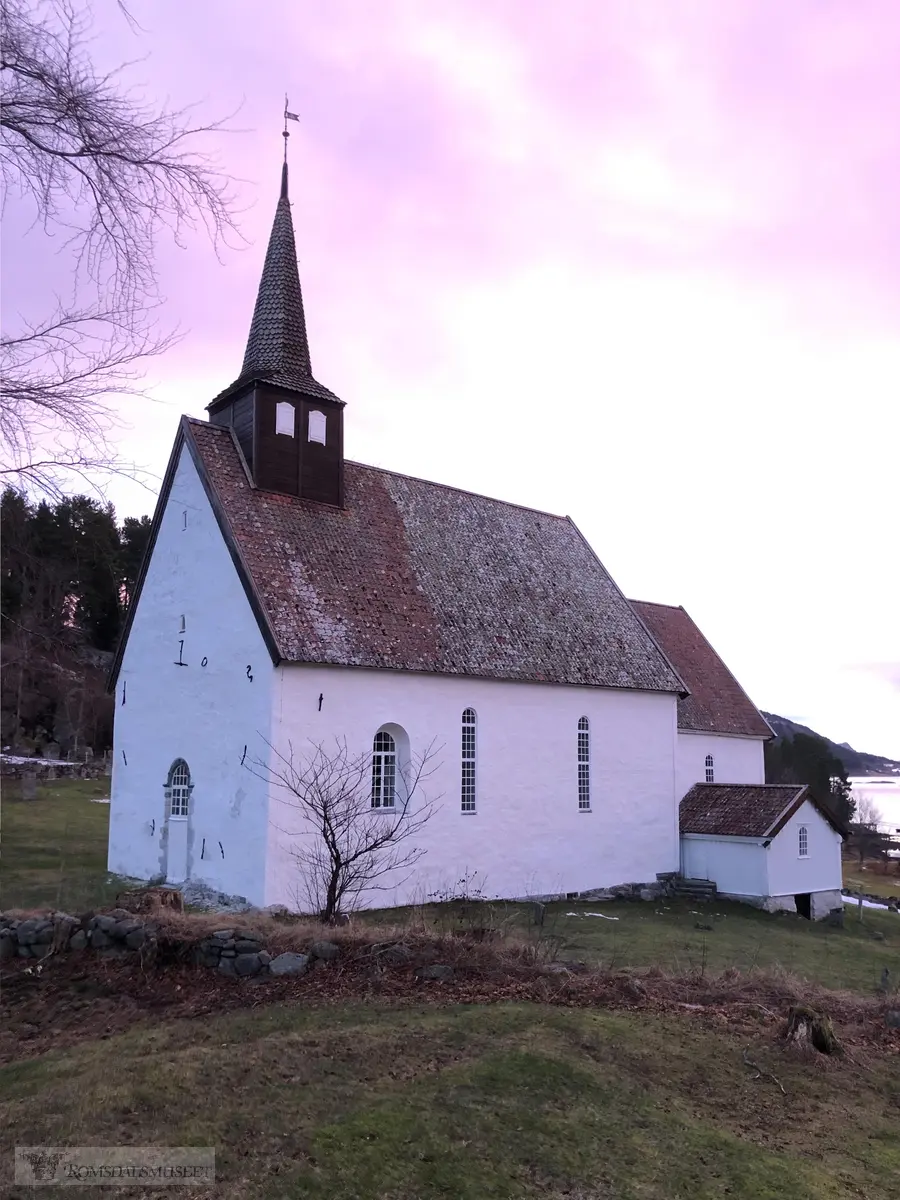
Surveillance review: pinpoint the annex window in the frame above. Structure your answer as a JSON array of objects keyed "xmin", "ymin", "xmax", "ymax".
[
  {"xmin": 165, "ymin": 759, "xmax": 192, "ymax": 819},
  {"xmin": 461, "ymin": 708, "xmax": 477, "ymax": 812},
  {"xmin": 371, "ymin": 731, "xmax": 396, "ymax": 810},
  {"xmin": 578, "ymin": 717, "xmax": 591, "ymax": 810},
  {"xmin": 308, "ymin": 409, "xmax": 327, "ymax": 445},
  {"xmin": 705, "ymin": 754, "xmax": 715, "ymax": 784},
  {"xmin": 275, "ymin": 401, "xmax": 295, "ymax": 437},
  {"xmin": 798, "ymin": 825, "xmax": 809, "ymax": 857}
]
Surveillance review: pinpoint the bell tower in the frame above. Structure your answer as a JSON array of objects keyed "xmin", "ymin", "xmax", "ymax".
[{"xmin": 207, "ymin": 157, "xmax": 344, "ymax": 506}]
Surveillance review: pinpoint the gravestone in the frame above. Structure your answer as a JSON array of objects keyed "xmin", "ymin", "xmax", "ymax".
[
  {"xmin": 21, "ymin": 774, "xmax": 38, "ymax": 801},
  {"xmin": 45, "ymin": 743, "xmax": 60, "ymax": 760}
]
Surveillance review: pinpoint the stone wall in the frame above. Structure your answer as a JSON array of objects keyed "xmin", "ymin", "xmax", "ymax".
[
  {"xmin": 0, "ymin": 910, "xmax": 340, "ymax": 980},
  {"xmin": 0, "ymin": 758, "xmax": 109, "ymax": 782},
  {"xmin": 521, "ymin": 879, "xmax": 674, "ymax": 904}
]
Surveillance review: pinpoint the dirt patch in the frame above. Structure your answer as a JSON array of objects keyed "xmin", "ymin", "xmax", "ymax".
[{"xmin": 2, "ymin": 938, "xmax": 897, "ymax": 1067}]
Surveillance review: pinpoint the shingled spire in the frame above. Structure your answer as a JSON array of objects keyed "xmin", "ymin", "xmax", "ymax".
[
  {"xmin": 234, "ymin": 162, "xmax": 339, "ymax": 403},
  {"xmin": 207, "ymin": 154, "xmax": 345, "ymax": 506}
]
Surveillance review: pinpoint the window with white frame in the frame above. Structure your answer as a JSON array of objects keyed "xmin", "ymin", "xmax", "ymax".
[
  {"xmin": 308, "ymin": 409, "xmax": 327, "ymax": 445},
  {"xmin": 371, "ymin": 731, "xmax": 396, "ymax": 809},
  {"xmin": 798, "ymin": 825, "xmax": 808, "ymax": 857},
  {"xmin": 578, "ymin": 717, "xmax": 591, "ymax": 810},
  {"xmin": 165, "ymin": 759, "xmax": 192, "ymax": 819},
  {"xmin": 461, "ymin": 708, "xmax": 476, "ymax": 812},
  {"xmin": 705, "ymin": 754, "xmax": 715, "ymax": 784},
  {"xmin": 275, "ymin": 400, "xmax": 295, "ymax": 436}
]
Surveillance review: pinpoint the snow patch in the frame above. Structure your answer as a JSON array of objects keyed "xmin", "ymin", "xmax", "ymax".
[
  {"xmin": 842, "ymin": 895, "xmax": 895, "ymax": 911},
  {"xmin": 1, "ymin": 753, "xmax": 70, "ymax": 766}
]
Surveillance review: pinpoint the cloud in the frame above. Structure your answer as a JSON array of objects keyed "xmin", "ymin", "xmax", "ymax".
[
  {"xmin": 844, "ymin": 663, "xmax": 900, "ymax": 692},
  {"xmin": 3, "ymin": 0, "xmax": 899, "ymax": 758}
]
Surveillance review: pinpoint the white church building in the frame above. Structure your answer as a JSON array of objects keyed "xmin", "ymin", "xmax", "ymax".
[{"xmin": 107, "ymin": 162, "xmax": 843, "ymax": 916}]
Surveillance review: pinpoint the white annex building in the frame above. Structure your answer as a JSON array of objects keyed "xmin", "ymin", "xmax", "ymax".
[{"xmin": 108, "ymin": 162, "xmax": 844, "ymax": 917}]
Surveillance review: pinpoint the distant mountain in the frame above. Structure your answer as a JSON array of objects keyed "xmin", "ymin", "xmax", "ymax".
[{"xmin": 761, "ymin": 712, "xmax": 900, "ymax": 777}]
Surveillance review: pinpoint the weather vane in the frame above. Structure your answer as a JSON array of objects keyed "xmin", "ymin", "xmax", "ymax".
[{"xmin": 283, "ymin": 94, "xmax": 299, "ymax": 161}]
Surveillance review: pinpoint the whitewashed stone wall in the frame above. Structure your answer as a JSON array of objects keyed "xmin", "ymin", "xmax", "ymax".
[
  {"xmin": 675, "ymin": 731, "xmax": 765, "ymax": 800},
  {"xmin": 108, "ymin": 446, "xmax": 274, "ymax": 904},
  {"xmin": 265, "ymin": 663, "xmax": 681, "ymax": 909}
]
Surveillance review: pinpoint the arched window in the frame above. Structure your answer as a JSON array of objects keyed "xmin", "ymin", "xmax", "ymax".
[
  {"xmin": 308, "ymin": 409, "xmax": 327, "ymax": 445},
  {"xmin": 705, "ymin": 754, "xmax": 715, "ymax": 784},
  {"xmin": 798, "ymin": 825, "xmax": 808, "ymax": 857},
  {"xmin": 371, "ymin": 731, "xmax": 396, "ymax": 809},
  {"xmin": 578, "ymin": 717, "xmax": 591, "ymax": 810},
  {"xmin": 165, "ymin": 759, "xmax": 192, "ymax": 819},
  {"xmin": 275, "ymin": 400, "xmax": 295, "ymax": 437},
  {"xmin": 461, "ymin": 708, "xmax": 477, "ymax": 812}
]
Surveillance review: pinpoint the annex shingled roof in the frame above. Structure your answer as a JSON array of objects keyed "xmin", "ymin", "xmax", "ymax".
[
  {"xmin": 630, "ymin": 600, "xmax": 772, "ymax": 738},
  {"xmin": 182, "ymin": 419, "xmax": 689, "ymax": 692},
  {"xmin": 680, "ymin": 783, "xmax": 845, "ymax": 838}
]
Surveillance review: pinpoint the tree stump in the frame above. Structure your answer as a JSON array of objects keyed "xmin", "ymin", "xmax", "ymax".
[{"xmin": 784, "ymin": 1005, "xmax": 840, "ymax": 1055}]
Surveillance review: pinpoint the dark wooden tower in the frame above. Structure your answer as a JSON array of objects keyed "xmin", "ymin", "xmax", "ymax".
[{"xmin": 207, "ymin": 162, "xmax": 344, "ymax": 506}]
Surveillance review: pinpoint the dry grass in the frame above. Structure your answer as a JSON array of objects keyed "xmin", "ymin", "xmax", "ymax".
[
  {"xmin": 843, "ymin": 856, "xmax": 900, "ymax": 900},
  {"xmin": 5, "ymin": 905, "xmax": 895, "ymax": 1043},
  {"xmin": 1, "ymin": 990, "xmax": 898, "ymax": 1200},
  {"xmin": 3, "ymin": 901, "xmax": 898, "ymax": 1198}
]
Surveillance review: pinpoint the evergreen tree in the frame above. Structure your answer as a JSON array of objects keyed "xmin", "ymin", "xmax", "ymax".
[
  {"xmin": 765, "ymin": 731, "xmax": 855, "ymax": 824},
  {"xmin": 0, "ymin": 486, "xmax": 152, "ymax": 751}
]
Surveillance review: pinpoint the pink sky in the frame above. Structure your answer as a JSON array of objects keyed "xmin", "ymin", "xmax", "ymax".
[{"xmin": 4, "ymin": 0, "xmax": 899, "ymax": 757}]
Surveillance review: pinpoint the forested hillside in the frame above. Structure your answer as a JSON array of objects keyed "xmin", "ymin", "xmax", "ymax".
[
  {"xmin": 0, "ymin": 489, "xmax": 151, "ymax": 756},
  {"xmin": 762, "ymin": 711, "xmax": 900, "ymax": 777}
]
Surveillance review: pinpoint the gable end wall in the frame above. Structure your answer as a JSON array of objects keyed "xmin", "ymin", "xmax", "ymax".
[
  {"xmin": 766, "ymin": 800, "xmax": 843, "ymax": 897},
  {"xmin": 108, "ymin": 445, "xmax": 273, "ymax": 902}
]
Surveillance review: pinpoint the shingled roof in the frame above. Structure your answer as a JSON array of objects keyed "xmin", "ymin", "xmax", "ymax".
[
  {"xmin": 140, "ymin": 418, "xmax": 688, "ymax": 692},
  {"xmin": 680, "ymin": 783, "xmax": 845, "ymax": 838},
  {"xmin": 630, "ymin": 600, "xmax": 772, "ymax": 738},
  {"xmin": 210, "ymin": 163, "xmax": 340, "ymax": 407}
]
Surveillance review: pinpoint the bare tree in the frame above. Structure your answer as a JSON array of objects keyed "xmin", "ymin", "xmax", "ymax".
[
  {"xmin": 854, "ymin": 795, "xmax": 882, "ymax": 829},
  {"xmin": 0, "ymin": 0, "xmax": 239, "ymax": 494},
  {"xmin": 250, "ymin": 737, "xmax": 442, "ymax": 923},
  {"xmin": 0, "ymin": 304, "xmax": 175, "ymax": 498}
]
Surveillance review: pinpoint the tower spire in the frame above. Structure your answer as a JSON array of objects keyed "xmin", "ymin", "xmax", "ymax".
[{"xmin": 218, "ymin": 103, "xmax": 338, "ymax": 405}]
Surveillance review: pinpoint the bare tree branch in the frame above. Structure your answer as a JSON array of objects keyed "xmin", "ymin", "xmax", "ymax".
[
  {"xmin": 248, "ymin": 737, "xmax": 443, "ymax": 922},
  {"xmin": 0, "ymin": 301, "xmax": 173, "ymax": 496},
  {"xmin": 0, "ymin": 0, "xmax": 242, "ymax": 494},
  {"xmin": 1, "ymin": 0, "xmax": 240, "ymax": 306}
]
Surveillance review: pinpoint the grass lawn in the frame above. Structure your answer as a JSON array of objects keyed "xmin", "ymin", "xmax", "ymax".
[
  {"xmin": 543, "ymin": 896, "xmax": 897, "ymax": 994},
  {"xmin": 2, "ymin": 1001, "xmax": 898, "ymax": 1199},
  {"xmin": 1, "ymin": 776, "xmax": 121, "ymax": 912},
  {"xmin": 843, "ymin": 856, "xmax": 900, "ymax": 900},
  {"xmin": 2, "ymin": 780, "xmax": 899, "ymax": 1197},
  {"xmin": 2, "ymin": 779, "xmax": 897, "ymax": 994}
]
